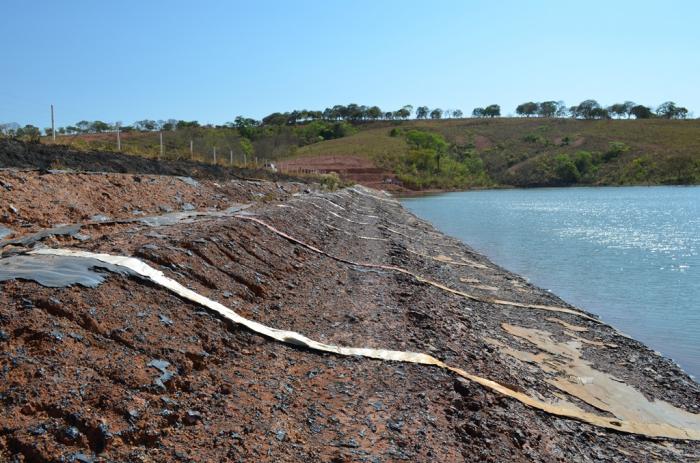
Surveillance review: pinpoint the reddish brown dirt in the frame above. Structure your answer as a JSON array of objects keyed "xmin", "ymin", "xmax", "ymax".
[
  {"xmin": 277, "ymin": 156, "xmax": 403, "ymax": 192},
  {"xmin": 0, "ymin": 170, "xmax": 304, "ymax": 235},
  {"xmin": 474, "ymin": 135, "xmax": 492, "ymax": 151},
  {"xmin": 0, "ymin": 169, "xmax": 698, "ymax": 462}
]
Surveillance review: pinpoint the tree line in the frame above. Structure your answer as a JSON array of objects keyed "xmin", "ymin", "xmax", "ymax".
[
  {"xmin": 0, "ymin": 99, "xmax": 692, "ymax": 140},
  {"xmin": 516, "ymin": 100, "xmax": 689, "ymax": 120}
]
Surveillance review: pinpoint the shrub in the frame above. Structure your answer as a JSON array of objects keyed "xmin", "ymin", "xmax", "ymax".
[
  {"xmin": 624, "ymin": 156, "xmax": 653, "ymax": 183},
  {"xmin": 604, "ymin": 141, "xmax": 630, "ymax": 161},
  {"xmin": 573, "ymin": 151, "xmax": 595, "ymax": 176},
  {"xmin": 553, "ymin": 154, "xmax": 580, "ymax": 184},
  {"xmin": 318, "ymin": 172, "xmax": 342, "ymax": 191}
]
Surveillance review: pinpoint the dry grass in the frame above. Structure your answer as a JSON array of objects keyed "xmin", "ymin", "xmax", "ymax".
[{"xmin": 290, "ymin": 118, "xmax": 700, "ymax": 186}]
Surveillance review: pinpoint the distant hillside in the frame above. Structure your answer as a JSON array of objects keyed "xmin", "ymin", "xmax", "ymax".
[
  {"xmin": 35, "ymin": 118, "xmax": 700, "ymax": 190},
  {"xmin": 293, "ymin": 118, "xmax": 700, "ymax": 188}
]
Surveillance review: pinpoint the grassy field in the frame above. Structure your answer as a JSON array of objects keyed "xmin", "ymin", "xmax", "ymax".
[
  {"xmin": 295, "ymin": 118, "xmax": 700, "ymax": 187},
  {"xmin": 41, "ymin": 118, "xmax": 700, "ymax": 189},
  {"xmin": 44, "ymin": 126, "xmax": 300, "ymax": 167}
]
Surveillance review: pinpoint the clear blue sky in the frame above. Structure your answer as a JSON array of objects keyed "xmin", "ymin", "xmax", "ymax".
[{"xmin": 1, "ymin": 0, "xmax": 698, "ymax": 128}]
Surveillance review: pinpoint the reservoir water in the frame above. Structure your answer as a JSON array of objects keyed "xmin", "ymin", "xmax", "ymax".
[{"xmin": 401, "ymin": 186, "xmax": 700, "ymax": 379}]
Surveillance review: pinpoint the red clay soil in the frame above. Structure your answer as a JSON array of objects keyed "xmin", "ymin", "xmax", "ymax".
[
  {"xmin": 0, "ymin": 168, "xmax": 699, "ymax": 461},
  {"xmin": 276, "ymin": 155, "xmax": 403, "ymax": 192}
]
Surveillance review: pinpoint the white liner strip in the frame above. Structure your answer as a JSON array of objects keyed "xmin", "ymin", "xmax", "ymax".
[
  {"xmin": 237, "ymin": 216, "xmax": 599, "ymax": 322},
  {"xmin": 27, "ymin": 248, "xmax": 700, "ymax": 440}
]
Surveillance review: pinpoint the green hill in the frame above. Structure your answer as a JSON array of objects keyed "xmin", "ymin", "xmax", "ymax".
[
  {"xmin": 37, "ymin": 118, "xmax": 700, "ymax": 189},
  {"xmin": 294, "ymin": 118, "xmax": 700, "ymax": 188}
]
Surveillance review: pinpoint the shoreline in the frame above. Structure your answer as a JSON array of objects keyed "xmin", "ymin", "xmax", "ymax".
[
  {"xmin": 394, "ymin": 182, "xmax": 700, "ymax": 198},
  {"xmin": 399, "ymin": 185, "xmax": 700, "ymax": 379},
  {"xmin": 1, "ymin": 171, "xmax": 698, "ymax": 460}
]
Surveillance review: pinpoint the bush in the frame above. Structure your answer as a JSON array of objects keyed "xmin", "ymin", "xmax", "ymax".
[
  {"xmin": 553, "ymin": 154, "xmax": 580, "ymax": 184},
  {"xmin": 604, "ymin": 141, "xmax": 630, "ymax": 161},
  {"xmin": 572, "ymin": 151, "xmax": 595, "ymax": 176},
  {"xmin": 404, "ymin": 129, "xmax": 449, "ymax": 152},
  {"xmin": 522, "ymin": 133, "xmax": 548, "ymax": 144},
  {"xmin": 319, "ymin": 172, "xmax": 342, "ymax": 190},
  {"xmin": 393, "ymin": 130, "xmax": 491, "ymax": 190},
  {"xmin": 624, "ymin": 156, "xmax": 654, "ymax": 183},
  {"xmin": 297, "ymin": 121, "xmax": 356, "ymax": 145}
]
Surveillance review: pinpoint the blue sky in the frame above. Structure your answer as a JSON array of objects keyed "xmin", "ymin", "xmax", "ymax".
[{"xmin": 1, "ymin": 0, "xmax": 698, "ymax": 127}]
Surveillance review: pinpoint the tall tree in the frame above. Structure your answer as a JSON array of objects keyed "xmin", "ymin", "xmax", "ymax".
[
  {"xmin": 76, "ymin": 120, "xmax": 91, "ymax": 133},
  {"xmin": 656, "ymin": 101, "xmax": 688, "ymax": 119},
  {"xmin": 393, "ymin": 105, "xmax": 411, "ymax": 119},
  {"xmin": 134, "ymin": 120, "xmax": 157, "ymax": 131},
  {"xmin": 429, "ymin": 108, "xmax": 443, "ymax": 119},
  {"xmin": 516, "ymin": 101, "xmax": 538, "ymax": 117},
  {"xmin": 367, "ymin": 106, "xmax": 383, "ymax": 120},
  {"xmin": 483, "ymin": 104, "xmax": 501, "ymax": 118},
  {"xmin": 572, "ymin": 100, "xmax": 603, "ymax": 119},
  {"xmin": 90, "ymin": 121, "xmax": 111, "ymax": 133},
  {"xmin": 416, "ymin": 106, "xmax": 429, "ymax": 119},
  {"xmin": 17, "ymin": 125, "xmax": 40, "ymax": 142},
  {"xmin": 538, "ymin": 101, "xmax": 558, "ymax": 117},
  {"xmin": 607, "ymin": 103, "xmax": 629, "ymax": 119},
  {"xmin": 555, "ymin": 101, "xmax": 568, "ymax": 117}
]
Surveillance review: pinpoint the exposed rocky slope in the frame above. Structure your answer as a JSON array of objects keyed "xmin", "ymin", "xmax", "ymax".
[{"xmin": 0, "ymin": 168, "xmax": 698, "ymax": 462}]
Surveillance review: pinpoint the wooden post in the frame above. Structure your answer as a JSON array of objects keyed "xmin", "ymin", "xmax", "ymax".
[
  {"xmin": 116, "ymin": 125, "xmax": 121, "ymax": 151},
  {"xmin": 213, "ymin": 146, "xmax": 217, "ymax": 164},
  {"xmin": 159, "ymin": 132, "xmax": 163, "ymax": 160},
  {"xmin": 189, "ymin": 139, "xmax": 193, "ymax": 159},
  {"xmin": 230, "ymin": 149, "xmax": 233, "ymax": 165},
  {"xmin": 243, "ymin": 153, "xmax": 246, "ymax": 166},
  {"xmin": 50, "ymin": 104, "xmax": 56, "ymax": 141}
]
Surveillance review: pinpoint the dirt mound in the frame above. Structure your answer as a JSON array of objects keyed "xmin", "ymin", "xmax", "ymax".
[
  {"xmin": 0, "ymin": 172, "xmax": 698, "ymax": 461},
  {"xmin": 277, "ymin": 155, "xmax": 403, "ymax": 191}
]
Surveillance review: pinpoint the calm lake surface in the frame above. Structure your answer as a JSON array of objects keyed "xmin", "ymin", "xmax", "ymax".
[{"xmin": 401, "ymin": 186, "xmax": 700, "ymax": 378}]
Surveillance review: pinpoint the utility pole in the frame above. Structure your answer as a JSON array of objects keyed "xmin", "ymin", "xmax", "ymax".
[
  {"xmin": 189, "ymin": 139, "xmax": 193, "ymax": 159},
  {"xmin": 159, "ymin": 132, "xmax": 163, "ymax": 160},
  {"xmin": 50, "ymin": 104, "xmax": 56, "ymax": 141},
  {"xmin": 116, "ymin": 124, "xmax": 121, "ymax": 151},
  {"xmin": 213, "ymin": 146, "xmax": 217, "ymax": 164}
]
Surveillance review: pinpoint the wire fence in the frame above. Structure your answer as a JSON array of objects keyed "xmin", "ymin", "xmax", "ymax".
[{"xmin": 45, "ymin": 129, "xmax": 282, "ymax": 169}]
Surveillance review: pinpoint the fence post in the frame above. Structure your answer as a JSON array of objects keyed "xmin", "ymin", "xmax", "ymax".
[
  {"xmin": 116, "ymin": 125, "xmax": 121, "ymax": 151},
  {"xmin": 159, "ymin": 132, "xmax": 163, "ymax": 160},
  {"xmin": 190, "ymin": 139, "xmax": 193, "ymax": 159},
  {"xmin": 213, "ymin": 146, "xmax": 217, "ymax": 164},
  {"xmin": 50, "ymin": 104, "xmax": 56, "ymax": 141},
  {"xmin": 230, "ymin": 149, "xmax": 233, "ymax": 165}
]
